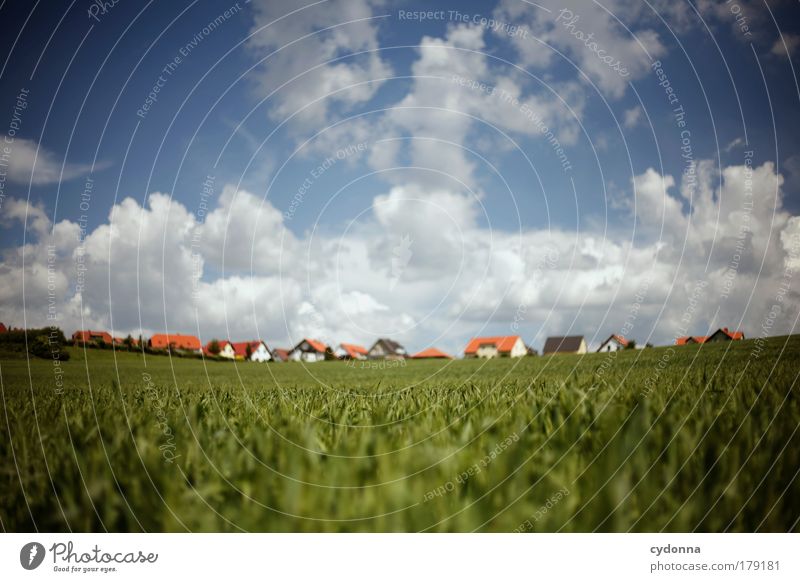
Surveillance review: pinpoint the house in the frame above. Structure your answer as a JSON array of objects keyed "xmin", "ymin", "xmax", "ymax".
[
  {"xmin": 232, "ymin": 341, "xmax": 272, "ymax": 362},
  {"xmin": 204, "ymin": 340, "xmax": 235, "ymax": 359},
  {"xmin": 72, "ymin": 330, "xmax": 113, "ymax": 345},
  {"xmin": 543, "ymin": 336, "xmax": 587, "ymax": 355},
  {"xmin": 368, "ymin": 338, "xmax": 407, "ymax": 360},
  {"xmin": 706, "ymin": 328, "xmax": 745, "ymax": 342},
  {"xmin": 464, "ymin": 336, "xmax": 526, "ymax": 358},
  {"xmin": 288, "ymin": 338, "xmax": 329, "ymax": 362},
  {"xmin": 271, "ymin": 348, "xmax": 291, "ymax": 362},
  {"xmin": 0, "ymin": 322, "xmax": 7, "ymax": 333},
  {"xmin": 676, "ymin": 336, "xmax": 707, "ymax": 345},
  {"xmin": 150, "ymin": 333, "xmax": 202, "ymax": 352},
  {"xmin": 411, "ymin": 348, "xmax": 453, "ymax": 359},
  {"xmin": 597, "ymin": 334, "xmax": 628, "ymax": 352},
  {"xmin": 335, "ymin": 343, "xmax": 368, "ymax": 360}
]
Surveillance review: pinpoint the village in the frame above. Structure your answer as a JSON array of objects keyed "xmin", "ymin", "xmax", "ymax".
[{"xmin": 29, "ymin": 324, "xmax": 747, "ymax": 363}]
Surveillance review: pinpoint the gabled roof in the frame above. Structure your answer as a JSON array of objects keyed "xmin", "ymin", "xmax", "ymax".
[
  {"xmin": 709, "ymin": 327, "xmax": 745, "ymax": 341},
  {"xmin": 370, "ymin": 338, "xmax": 407, "ymax": 355},
  {"xmin": 150, "ymin": 333, "xmax": 201, "ymax": 350},
  {"xmin": 543, "ymin": 335, "xmax": 585, "ymax": 354},
  {"xmin": 203, "ymin": 340, "xmax": 232, "ymax": 355},
  {"xmin": 272, "ymin": 348, "xmax": 290, "ymax": 361},
  {"xmin": 411, "ymin": 348, "xmax": 453, "ymax": 359},
  {"xmin": 464, "ymin": 336, "xmax": 521, "ymax": 354},
  {"xmin": 231, "ymin": 341, "xmax": 266, "ymax": 357},
  {"xmin": 599, "ymin": 334, "xmax": 628, "ymax": 348},
  {"xmin": 676, "ymin": 336, "xmax": 707, "ymax": 345},
  {"xmin": 292, "ymin": 338, "xmax": 327, "ymax": 353},
  {"xmin": 339, "ymin": 343, "xmax": 368, "ymax": 358},
  {"xmin": 72, "ymin": 330, "xmax": 113, "ymax": 343}
]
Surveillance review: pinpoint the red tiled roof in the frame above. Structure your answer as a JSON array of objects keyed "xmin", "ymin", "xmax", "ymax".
[
  {"xmin": 203, "ymin": 340, "xmax": 231, "ymax": 355},
  {"xmin": 231, "ymin": 341, "xmax": 264, "ymax": 357},
  {"xmin": 715, "ymin": 327, "xmax": 745, "ymax": 340},
  {"xmin": 464, "ymin": 336, "xmax": 520, "ymax": 354},
  {"xmin": 0, "ymin": 322, "xmax": 6, "ymax": 333},
  {"xmin": 412, "ymin": 348, "xmax": 453, "ymax": 359},
  {"xmin": 72, "ymin": 330, "xmax": 113, "ymax": 344},
  {"xmin": 303, "ymin": 338, "xmax": 327, "ymax": 353},
  {"xmin": 272, "ymin": 348, "xmax": 290, "ymax": 361},
  {"xmin": 676, "ymin": 336, "xmax": 707, "ymax": 345},
  {"xmin": 610, "ymin": 334, "xmax": 628, "ymax": 346},
  {"xmin": 150, "ymin": 333, "xmax": 201, "ymax": 350},
  {"xmin": 339, "ymin": 343, "xmax": 368, "ymax": 358}
]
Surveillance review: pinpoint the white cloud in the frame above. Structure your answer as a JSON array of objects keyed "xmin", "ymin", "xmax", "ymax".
[
  {"xmin": 725, "ymin": 137, "xmax": 744, "ymax": 152},
  {"xmin": 2, "ymin": 157, "xmax": 798, "ymax": 355},
  {"xmin": 3, "ymin": 138, "xmax": 107, "ymax": 185},
  {"xmin": 246, "ymin": 0, "xmax": 392, "ymax": 136},
  {"xmin": 632, "ymin": 168, "xmax": 684, "ymax": 235},
  {"xmin": 623, "ymin": 105, "xmax": 643, "ymax": 129},
  {"xmin": 200, "ymin": 185, "xmax": 302, "ymax": 275},
  {"xmin": 771, "ymin": 33, "xmax": 800, "ymax": 58},
  {"xmin": 371, "ymin": 23, "xmax": 583, "ymax": 191},
  {"xmin": 494, "ymin": 0, "xmax": 666, "ymax": 99}
]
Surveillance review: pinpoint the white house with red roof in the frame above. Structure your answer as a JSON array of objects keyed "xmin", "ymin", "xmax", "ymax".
[
  {"xmin": 464, "ymin": 335, "xmax": 526, "ymax": 358},
  {"xmin": 335, "ymin": 343, "xmax": 368, "ymax": 360},
  {"xmin": 204, "ymin": 340, "xmax": 235, "ymax": 359},
  {"xmin": 597, "ymin": 334, "xmax": 628, "ymax": 352},
  {"xmin": 289, "ymin": 338, "xmax": 329, "ymax": 362},
  {"xmin": 232, "ymin": 341, "xmax": 272, "ymax": 362}
]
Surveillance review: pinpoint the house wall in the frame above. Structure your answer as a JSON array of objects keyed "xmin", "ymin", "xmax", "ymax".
[
  {"xmin": 250, "ymin": 345, "xmax": 271, "ymax": 362},
  {"xmin": 476, "ymin": 345, "xmax": 499, "ymax": 358},
  {"xmin": 577, "ymin": 339, "xmax": 587, "ymax": 354},
  {"xmin": 599, "ymin": 339, "xmax": 622, "ymax": 352},
  {"xmin": 290, "ymin": 349, "xmax": 323, "ymax": 362},
  {"xmin": 509, "ymin": 338, "xmax": 527, "ymax": 358}
]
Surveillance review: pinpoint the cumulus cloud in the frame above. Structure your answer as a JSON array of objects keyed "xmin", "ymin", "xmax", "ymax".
[
  {"xmin": 368, "ymin": 23, "xmax": 584, "ymax": 191},
  {"xmin": 493, "ymin": 0, "xmax": 666, "ymax": 99},
  {"xmin": 2, "ymin": 155, "xmax": 798, "ymax": 355},
  {"xmin": 246, "ymin": 0, "xmax": 392, "ymax": 135}
]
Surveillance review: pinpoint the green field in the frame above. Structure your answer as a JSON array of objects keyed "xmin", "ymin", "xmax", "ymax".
[{"xmin": 2, "ymin": 336, "xmax": 799, "ymax": 532}]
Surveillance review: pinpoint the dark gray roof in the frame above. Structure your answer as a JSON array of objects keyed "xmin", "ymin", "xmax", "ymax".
[
  {"xmin": 543, "ymin": 336, "xmax": 585, "ymax": 354},
  {"xmin": 370, "ymin": 338, "xmax": 407, "ymax": 355}
]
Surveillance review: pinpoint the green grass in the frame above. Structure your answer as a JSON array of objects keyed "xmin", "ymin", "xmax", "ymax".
[{"xmin": 1, "ymin": 336, "xmax": 799, "ymax": 532}]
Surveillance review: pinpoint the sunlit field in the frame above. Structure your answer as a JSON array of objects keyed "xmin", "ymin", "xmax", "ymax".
[{"xmin": 2, "ymin": 336, "xmax": 798, "ymax": 532}]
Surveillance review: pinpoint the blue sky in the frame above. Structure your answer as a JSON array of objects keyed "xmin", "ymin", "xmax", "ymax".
[{"xmin": 1, "ymin": 0, "xmax": 799, "ymax": 354}]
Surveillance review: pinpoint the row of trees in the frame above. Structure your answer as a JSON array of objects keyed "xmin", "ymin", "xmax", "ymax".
[{"xmin": 0, "ymin": 327, "xmax": 70, "ymax": 361}]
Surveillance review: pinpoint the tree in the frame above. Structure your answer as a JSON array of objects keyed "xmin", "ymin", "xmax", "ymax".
[
  {"xmin": 245, "ymin": 343, "xmax": 253, "ymax": 360},
  {"xmin": 624, "ymin": 340, "xmax": 637, "ymax": 350},
  {"xmin": 208, "ymin": 339, "xmax": 221, "ymax": 355},
  {"xmin": 123, "ymin": 335, "xmax": 135, "ymax": 350},
  {"xmin": 29, "ymin": 331, "xmax": 70, "ymax": 361}
]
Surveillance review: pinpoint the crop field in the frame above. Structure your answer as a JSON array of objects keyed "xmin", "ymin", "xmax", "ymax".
[{"xmin": 1, "ymin": 336, "xmax": 799, "ymax": 533}]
